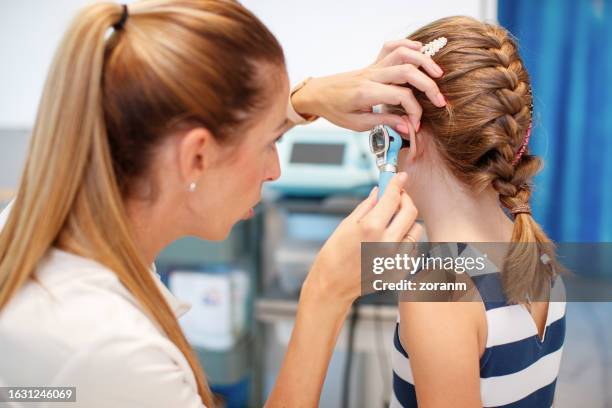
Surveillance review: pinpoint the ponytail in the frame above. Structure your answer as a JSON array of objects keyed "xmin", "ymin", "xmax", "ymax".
[
  {"xmin": 501, "ymin": 200, "xmax": 560, "ymax": 304},
  {"xmin": 0, "ymin": 3, "xmax": 217, "ymax": 405}
]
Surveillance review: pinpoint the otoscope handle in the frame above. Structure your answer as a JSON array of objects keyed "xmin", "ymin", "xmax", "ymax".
[{"xmin": 377, "ymin": 171, "xmax": 395, "ymax": 199}]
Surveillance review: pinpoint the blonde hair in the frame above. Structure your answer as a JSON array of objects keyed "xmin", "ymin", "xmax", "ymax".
[
  {"xmin": 396, "ymin": 16, "xmax": 560, "ymax": 304},
  {"xmin": 0, "ymin": 1, "xmax": 285, "ymax": 406}
]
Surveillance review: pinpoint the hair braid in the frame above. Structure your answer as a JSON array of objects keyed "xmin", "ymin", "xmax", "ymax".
[
  {"xmin": 400, "ymin": 16, "xmax": 563, "ymax": 304},
  {"xmin": 478, "ymin": 26, "xmax": 538, "ymax": 213}
]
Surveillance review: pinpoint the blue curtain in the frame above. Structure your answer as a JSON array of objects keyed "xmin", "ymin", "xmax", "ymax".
[{"xmin": 498, "ymin": 0, "xmax": 612, "ymax": 242}]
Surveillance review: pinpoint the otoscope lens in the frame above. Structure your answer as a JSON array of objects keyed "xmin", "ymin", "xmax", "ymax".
[{"xmin": 369, "ymin": 127, "xmax": 387, "ymax": 154}]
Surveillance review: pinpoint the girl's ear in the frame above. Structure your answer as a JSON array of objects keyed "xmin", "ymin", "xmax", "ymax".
[{"xmin": 401, "ymin": 122, "xmax": 424, "ymax": 164}]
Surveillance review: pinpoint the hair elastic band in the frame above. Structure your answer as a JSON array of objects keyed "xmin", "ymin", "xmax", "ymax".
[
  {"xmin": 510, "ymin": 202, "xmax": 531, "ymax": 217},
  {"xmin": 113, "ymin": 4, "xmax": 129, "ymax": 30}
]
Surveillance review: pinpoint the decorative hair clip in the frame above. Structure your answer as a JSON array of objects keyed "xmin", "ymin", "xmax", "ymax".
[
  {"xmin": 421, "ymin": 37, "xmax": 448, "ymax": 57},
  {"xmin": 512, "ymin": 88, "xmax": 536, "ymax": 166},
  {"xmin": 511, "ymin": 124, "xmax": 532, "ymax": 165}
]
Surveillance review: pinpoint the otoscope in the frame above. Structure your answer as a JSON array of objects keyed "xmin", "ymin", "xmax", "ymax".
[{"xmin": 368, "ymin": 107, "xmax": 410, "ymax": 198}]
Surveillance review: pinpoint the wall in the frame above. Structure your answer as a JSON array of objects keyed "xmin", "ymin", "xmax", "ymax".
[{"xmin": 0, "ymin": 0, "xmax": 496, "ymax": 129}]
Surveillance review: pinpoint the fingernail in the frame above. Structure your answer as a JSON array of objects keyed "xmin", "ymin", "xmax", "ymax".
[
  {"xmin": 396, "ymin": 123, "xmax": 409, "ymax": 134},
  {"xmin": 435, "ymin": 65, "xmax": 443, "ymax": 76},
  {"xmin": 437, "ymin": 93, "xmax": 446, "ymax": 106},
  {"xmin": 370, "ymin": 186, "xmax": 378, "ymax": 196},
  {"xmin": 416, "ymin": 121, "xmax": 421, "ymax": 132},
  {"xmin": 397, "ymin": 172, "xmax": 408, "ymax": 184}
]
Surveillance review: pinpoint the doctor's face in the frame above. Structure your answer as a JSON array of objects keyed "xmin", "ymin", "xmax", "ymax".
[{"xmin": 188, "ymin": 70, "xmax": 290, "ymax": 240}]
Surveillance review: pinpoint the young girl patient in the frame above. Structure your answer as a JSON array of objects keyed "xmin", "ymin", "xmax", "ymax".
[{"xmin": 389, "ymin": 16, "xmax": 566, "ymax": 407}]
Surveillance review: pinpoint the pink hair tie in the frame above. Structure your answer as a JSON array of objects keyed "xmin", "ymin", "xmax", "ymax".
[{"xmin": 512, "ymin": 124, "xmax": 532, "ymax": 166}]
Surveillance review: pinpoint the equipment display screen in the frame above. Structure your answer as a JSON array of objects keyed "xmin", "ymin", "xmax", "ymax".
[{"xmin": 289, "ymin": 143, "xmax": 345, "ymax": 165}]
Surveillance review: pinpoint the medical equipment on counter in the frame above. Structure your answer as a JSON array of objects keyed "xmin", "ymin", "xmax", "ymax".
[
  {"xmin": 368, "ymin": 109, "xmax": 410, "ymax": 198},
  {"xmin": 261, "ymin": 197, "xmax": 358, "ymax": 294},
  {"xmin": 274, "ymin": 211, "xmax": 344, "ymax": 292},
  {"xmin": 268, "ymin": 127, "xmax": 377, "ymax": 197},
  {"xmin": 169, "ymin": 266, "xmax": 249, "ymax": 351}
]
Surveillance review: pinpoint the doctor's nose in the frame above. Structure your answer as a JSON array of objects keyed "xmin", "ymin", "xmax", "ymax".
[{"xmin": 264, "ymin": 151, "xmax": 281, "ymax": 182}]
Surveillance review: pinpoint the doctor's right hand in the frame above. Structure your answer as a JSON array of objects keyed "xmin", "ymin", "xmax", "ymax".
[
  {"xmin": 301, "ymin": 172, "xmax": 423, "ymax": 311},
  {"xmin": 268, "ymin": 173, "xmax": 422, "ymax": 407}
]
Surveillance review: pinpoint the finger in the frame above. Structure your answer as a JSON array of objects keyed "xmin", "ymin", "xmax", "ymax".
[
  {"xmin": 369, "ymin": 65, "xmax": 445, "ymax": 108},
  {"xmin": 385, "ymin": 191, "xmax": 418, "ymax": 241},
  {"xmin": 361, "ymin": 83, "xmax": 423, "ymax": 130},
  {"xmin": 375, "ymin": 46, "xmax": 443, "ymax": 78},
  {"xmin": 347, "ymin": 186, "xmax": 378, "ymax": 222},
  {"xmin": 400, "ymin": 117, "xmax": 416, "ymax": 143},
  {"xmin": 402, "ymin": 114, "xmax": 419, "ymax": 134},
  {"xmin": 376, "ymin": 40, "xmax": 423, "ymax": 62},
  {"xmin": 403, "ymin": 222, "xmax": 425, "ymax": 243},
  {"xmin": 363, "ymin": 173, "xmax": 407, "ymax": 228},
  {"xmin": 346, "ymin": 112, "xmax": 411, "ymax": 133}
]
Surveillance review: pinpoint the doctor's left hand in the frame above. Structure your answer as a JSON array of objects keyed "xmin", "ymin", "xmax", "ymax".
[{"xmin": 291, "ymin": 39, "xmax": 447, "ymax": 133}]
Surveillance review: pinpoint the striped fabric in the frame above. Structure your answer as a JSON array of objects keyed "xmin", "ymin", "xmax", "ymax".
[{"xmin": 391, "ymin": 243, "xmax": 566, "ymax": 407}]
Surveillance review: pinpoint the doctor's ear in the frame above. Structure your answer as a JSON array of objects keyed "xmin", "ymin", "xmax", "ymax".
[{"xmin": 177, "ymin": 126, "xmax": 216, "ymax": 184}]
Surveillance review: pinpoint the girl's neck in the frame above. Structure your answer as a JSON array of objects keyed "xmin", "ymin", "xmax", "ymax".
[{"xmin": 416, "ymin": 183, "xmax": 515, "ymax": 243}]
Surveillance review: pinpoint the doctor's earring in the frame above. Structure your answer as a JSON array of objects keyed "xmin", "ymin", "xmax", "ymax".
[{"xmin": 188, "ymin": 182, "xmax": 197, "ymax": 193}]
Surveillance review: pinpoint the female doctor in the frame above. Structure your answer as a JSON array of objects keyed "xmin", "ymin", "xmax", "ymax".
[{"xmin": 0, "ymin": 1, "xmax": 445, "ymax": 407}]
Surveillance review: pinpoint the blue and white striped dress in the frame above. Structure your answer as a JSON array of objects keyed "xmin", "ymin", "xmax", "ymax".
[{"xmin": 391, "ymin": 243, "xmax": 566, "ymax": 407}]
